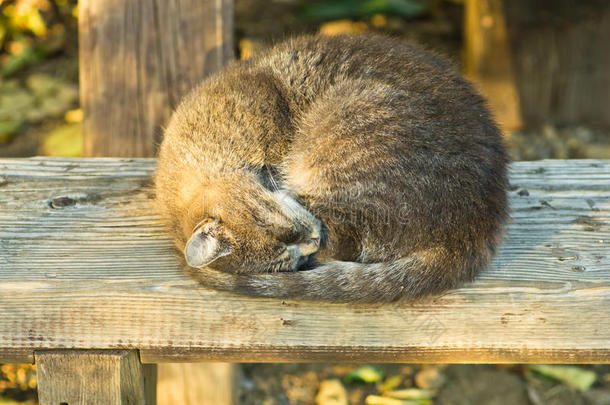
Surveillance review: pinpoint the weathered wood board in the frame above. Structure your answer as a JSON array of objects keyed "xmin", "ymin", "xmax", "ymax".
[
  {"xmin": 36, "ymin": 350, "xmax": 155, "ymax": 405},
  {"xmin": 0, "ymin": 158, "xmax": 608, "ymax": 364}
]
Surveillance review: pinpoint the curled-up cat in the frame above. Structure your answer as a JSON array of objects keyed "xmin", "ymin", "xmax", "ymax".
[{"xmin": 154, "ymin": 34, "xmax": 508, "ymax": 302}]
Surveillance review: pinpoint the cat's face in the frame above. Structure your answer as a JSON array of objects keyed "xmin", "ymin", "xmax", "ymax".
[{"xmin": 182, "ymin": 186, "xmax": 324, "ymax": 274}]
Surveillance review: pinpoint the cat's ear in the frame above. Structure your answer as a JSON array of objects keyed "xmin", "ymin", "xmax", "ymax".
[{"xmin": 184, "ymin": 218, "xmax": 231, "ymax": 268}]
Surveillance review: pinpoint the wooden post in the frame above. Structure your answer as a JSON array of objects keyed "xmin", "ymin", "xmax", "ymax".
[
  {"xmin": 502, "ymin": 0, "xmax": 610, "ymax": 130},
  {"xmin": 36, "ymin": 350, "xmax": 155, "ymax": 405},
  {"xmin": 78, "ymin": 0, "xmax": 237, "ymax": 403},
  {"xmin": 464, "ymin": 0, "xmax": 522, "ymax": 133},
  {"xmin": 79, "ymin": 0, "xmax": 233, "ymax": 157},
  {"xmin": 157, "ymin": 363, "xmax": 240, "ymax": 405}
]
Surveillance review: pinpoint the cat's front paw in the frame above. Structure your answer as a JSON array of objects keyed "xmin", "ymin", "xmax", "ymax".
[
  {"xmin": 285, "ymin": 232, "xmax": 321, "ymax": 270},
  {"xmin": 297, "ymin": 234, "xmax": 321, "ymax": 256}
]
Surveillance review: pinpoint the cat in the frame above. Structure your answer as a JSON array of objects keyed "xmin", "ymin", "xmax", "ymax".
[{"xmin": 154, "ymin": 34, "xmax": 509, "ymax": 302}]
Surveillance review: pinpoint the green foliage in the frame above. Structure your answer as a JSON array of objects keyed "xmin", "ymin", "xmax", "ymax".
[
  {"xmin": 528, "ymin": 365, "xmax": 597, "ymax": 392},
  {"xmin": 345, "ymin": 365, "xmax": 385, "ymax": 384},
  {"xmin": 0, "ymin": 0, "xmax": 78, "ymax": 77},
  {"xmin": 39, "ymin": 122, "xmax": 82, "ymax": 156},
  {"xmin": 0, "ymin": 42, "xmax": 44, "ymax": 77},
  {"xmin": 0, "ymin": 363, "xmax": 37, "ymax": 404},
  {"xmin": 300, "ymin": 0, "xmax": 429, "ymax": 21},
  {"xmin": 0, "ymin": 398, "xmax": 22, "ymax": 404},
  {"xmin": 0, "ymin": 74, "xmax": 78, "ymax": 143}
]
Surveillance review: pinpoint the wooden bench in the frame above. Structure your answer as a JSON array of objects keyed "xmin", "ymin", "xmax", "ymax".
[{"xmin": 1, "ymin": 157, "xmax": 608, "ymax": 404}]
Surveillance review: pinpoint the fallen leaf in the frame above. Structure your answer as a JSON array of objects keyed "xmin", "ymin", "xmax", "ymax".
[
  {"xmin": 0, "ymin": 89, "xmax": 35, "ymax": 122},
  {"xmin": 320, "ymin": 19, "xmax": 368, "ymax": 36},
  {"xmin": 371, "ymin": 14, "xmax": 387, "ymax": 27},
  {"xmin": 348, "ymin": 387, "xmax": 365, "ymax": 404},
  {"xmin": 65, "ymin": 108, "xmax": 83, "ymax": 123},
  {"xmin": 528, "ymin": 365, "xmax": 596, "ymax": 392},
  {"xmin": 0, "ymin": 397, "xmax": 22, "ymax": 404},
  {"xmin": 238, "ymin": 38, "xmax": 265, "ymax": 60},
  {"xmin": 315, "ymin": 379, "xmax": 348, "ymax": 405},
  {"xmin": 39, "ymin": 123, "xmax": 82, "ymax": 157},
  {"xmin": 365, "ymin": 395, "xmax": 404, "ymax": 405},
  {"xmin": 378, "ymin": 375, "xmax": 403, "ymax": 392},
  {"xmin": 399, "ymin": 366, "xmax": 414, "ymax": 375},
  {"xmin": 414, "ymin": 367, "xmax": 445, "ymax": 390},
  {"xmin": 345, "ymin": 365, "xmax": 384, "ymax": 384},
  {"xmin": 56, "ymin": 84, "xmax": 78, "ymax": 105},
  {"xmin": 1, "ymin": 41, "xmax": 44, "ymax": 77},
  {"xmin": 26, "ymin": 73, "xmax": 59, "ymax": 96},
  {"xmin": 386, "ymin": 388, "xmax": 433, "ymax": 400},
  {"xmin": 40, "ymin": 97, "xmax": 69, "ymax": 118},
  {"xmin": 0, "ymin": 120, "xmax": 20, "ymax": 143},
  {"xmin": 365, "ymin": 395, "xmax": 431, "ymax": 405}
]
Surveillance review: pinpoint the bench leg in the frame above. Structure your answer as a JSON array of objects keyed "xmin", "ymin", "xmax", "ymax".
[
  {"xmin": 157, "ymin": 363, "xmax": 239, "ymax": 405},
  {"xmin": 35, "ymin": 350, "xmax": 156, "ymax": 405}
]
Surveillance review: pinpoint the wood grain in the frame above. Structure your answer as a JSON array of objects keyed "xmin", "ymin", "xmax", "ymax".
[
  {"xmin": 1, "ymin": 158, "xmax": 609, "ymax": 364},
  {"xmin": 78, "ymin": 0, "xmax": 233, "ymax": 157},
  {"xmin": 36, "ymin": 350, "xmax": 153, "ymax": 405}
]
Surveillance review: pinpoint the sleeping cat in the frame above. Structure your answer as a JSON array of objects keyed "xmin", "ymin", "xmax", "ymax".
[{"xmin": 154, "ymin": 34, "xmax": 508, "ymax": 302}]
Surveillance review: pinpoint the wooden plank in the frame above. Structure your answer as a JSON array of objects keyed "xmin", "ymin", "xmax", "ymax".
[
  {"xmin": 0, "ymin": 158, "xmax": 609, "ymax": 364},
  {"xmin": 78, "ymin": 0, "xmax": 233, "ymax": 157},
  {"xmin": 36, "ymin": 350, "xmax": 152, "ymax": 405}
]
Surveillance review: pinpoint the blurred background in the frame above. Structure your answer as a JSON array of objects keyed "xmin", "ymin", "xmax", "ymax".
[
  {"xmin": 0, "ymin": 0, "xmax": 609, "ymax": 160},
  {"xmin": 0, "ymin": 0, "xmax": 609, "ymax": 404}
]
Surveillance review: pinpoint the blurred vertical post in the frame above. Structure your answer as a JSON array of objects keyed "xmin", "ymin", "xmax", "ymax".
[
  {"xmin": 157, "ymin": 363, "xmax": 239, "ymax": 405},
  {"xmin": 79, "ymin": 0, "xmax": 233, "ymax": 156},
  {"xmin": 79, "ymin": 0, "xmax": 238, "ymax": 404},
  {"xmin": 464, "ymin": 0, "xmax": 522, "ymax": 133},
  {"xmin": 502, "ymin": 0, "xmax": 610, "ymax": 132}
]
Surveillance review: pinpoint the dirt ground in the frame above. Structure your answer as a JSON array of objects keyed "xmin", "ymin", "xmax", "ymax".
[
  {"xmin": 240, "ymin": 363, "xmax": 610, "ymax": 405},
  {"xmin": 1, "ymin": 362, "xmax": 610, "ymax": 404}
]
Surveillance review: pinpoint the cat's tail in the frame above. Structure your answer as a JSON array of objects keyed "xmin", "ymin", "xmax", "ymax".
[{"xmin": 187, "ymin": 248, "xmax": 488, "ymax": 302}]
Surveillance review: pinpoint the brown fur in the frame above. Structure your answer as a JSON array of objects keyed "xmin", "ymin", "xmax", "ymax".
[{"xmin": 154, "ymin": 34, "xmax": 509, "ymax": 302}]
